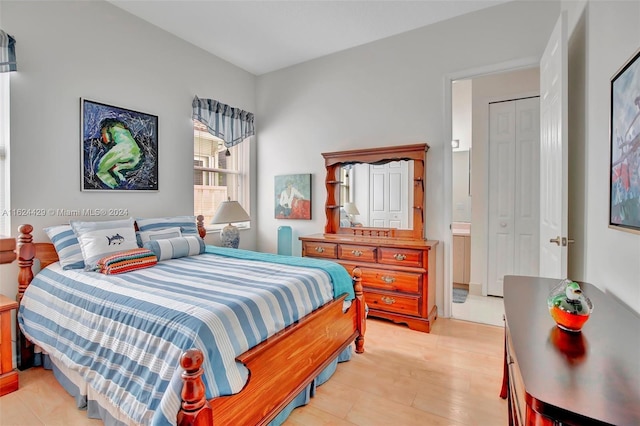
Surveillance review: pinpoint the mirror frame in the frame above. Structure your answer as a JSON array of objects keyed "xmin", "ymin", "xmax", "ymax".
[{"xmin": 322, "ymin": 143, "xmax": 429, "ymax": 240}]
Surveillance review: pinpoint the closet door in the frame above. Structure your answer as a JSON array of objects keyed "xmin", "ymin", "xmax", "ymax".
[{"xmin": 487, "ymin": 97, "xmax": 540, "ymax": 297}]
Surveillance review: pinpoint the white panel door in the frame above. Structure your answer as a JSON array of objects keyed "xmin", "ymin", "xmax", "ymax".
[
  {"xmin": 488, "ymin": 101, "xmax": 516, "ymax": 297},
  {"xmin": 487, "ymin": 97, "xmax": 540, "ymax": 296},
  {"xmin": 514, "ymin": 98, "xmax": 541, "ymax": 277},
  {"xmin": 539, "ymin": 12, "xmax": 568, "ymax": 279},
  {"xmin": 370, "ymin": 161, "xmax": 408, "ymax": 228}
]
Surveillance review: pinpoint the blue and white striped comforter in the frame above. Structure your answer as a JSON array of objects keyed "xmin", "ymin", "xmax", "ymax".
[{"xmin": 18, "ymin": 249, "xmax": 353, "ymax": 425}]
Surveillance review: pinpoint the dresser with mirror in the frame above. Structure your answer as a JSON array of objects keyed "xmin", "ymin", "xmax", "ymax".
[{"xmin": 300, "ymin": 143, "xmax": 439, "ymax": 332}]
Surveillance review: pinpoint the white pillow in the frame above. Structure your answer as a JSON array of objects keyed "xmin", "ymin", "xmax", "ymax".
[
  {"xmin": 136, "ymin": 227, "xmax": 182, "ymax": 246},
  {"xmin": 71, "ymin": 218, "xmax": 139, "ymax": 271}
]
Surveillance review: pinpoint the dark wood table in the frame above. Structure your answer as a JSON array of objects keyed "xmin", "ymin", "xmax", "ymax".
[{"xmin": 501, "ymin": 275, "xmax": 640, "ymax": 426}]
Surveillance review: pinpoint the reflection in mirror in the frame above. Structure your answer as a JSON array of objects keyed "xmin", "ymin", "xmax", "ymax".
[{"xmin": 339, "ymin": 160, "xmax": 414, "ymax": 229}]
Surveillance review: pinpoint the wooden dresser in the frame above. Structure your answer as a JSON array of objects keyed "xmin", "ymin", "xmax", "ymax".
[
  {"xmin": 301, "ymin": 234, "xmax": 438, "ymax": 332},
  {"xmin": 501, "ymin": 275, "xmax": 640, "ymax": 426},
  {"xmin": 305, "ymin": 143, "xmax": 438, "ymax": 332},
  {"xmin": 0, "ymin": 294, "xmax": 18, "ymax": 397},
  {"xmin": 0, "ymin": 237, "xmax": 18, "ymax": 396}
]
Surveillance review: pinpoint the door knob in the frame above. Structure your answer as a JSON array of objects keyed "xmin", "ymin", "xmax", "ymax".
[{"xmin": 550, "ymin": 237, "xmax": 575, "ymax": 246}]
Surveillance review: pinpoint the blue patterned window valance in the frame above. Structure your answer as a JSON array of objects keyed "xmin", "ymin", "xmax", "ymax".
[
  {"xmin": 192, "ymin": 96, "xmax": 255, "ymax": 148},
  {"xmin": 0, "ymin": 30, "xmax": 17, "ymax": 73}
]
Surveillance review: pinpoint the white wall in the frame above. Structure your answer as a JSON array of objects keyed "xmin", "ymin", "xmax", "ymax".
[
  {"xmin": 452, "ymin": 79, "xmax": 472, "ymax": 152},
  {"xmin": 452, "ymin": 79, "xmax": 472, "ymax": 223},
  {"xmin": 4, "ymin": 0, "xmax": 637, "ymax": 318},
  {"xmin": 452, "ymin": 151, "xmax": 471, "ymax": 223},
  {"xmin": 256, "ymin": 1, "xmax": 560, "ymax": 312},
  {"xmin": 1, "ymin": 0, "xmax": 258, "ymax": 299},
  {"xmin": 574, "ymin": 1, "xmax": 640, "ymax": 313}
]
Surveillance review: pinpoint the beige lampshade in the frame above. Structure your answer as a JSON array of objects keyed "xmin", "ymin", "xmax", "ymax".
[
  {"xmin": 343, "ymin": 202, "xmax": 360, "ymax": 216},
  {"xmin": 211, "ymin": 199, "xmax": 250, "ymax": 225}
]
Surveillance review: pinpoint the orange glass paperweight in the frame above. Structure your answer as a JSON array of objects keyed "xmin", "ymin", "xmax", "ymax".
[{"xmin": 547, "ymin": 279, "xmax": 593, "ymax": 332}]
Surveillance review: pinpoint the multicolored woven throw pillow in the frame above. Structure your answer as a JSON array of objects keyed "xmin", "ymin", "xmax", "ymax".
[{"xmin": 97, "ymin": 248, "xmax": 158, "ymax": 275}]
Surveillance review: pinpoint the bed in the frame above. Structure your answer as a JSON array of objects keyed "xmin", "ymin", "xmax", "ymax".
[{"xmin": 15, "ymin": 217, "xmax": 366, "ymax": 426}]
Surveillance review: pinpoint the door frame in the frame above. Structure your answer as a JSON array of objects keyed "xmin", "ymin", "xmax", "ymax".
[{"xmin": 443, "ymin": 56, "xmax": 539, "ymax": 319}]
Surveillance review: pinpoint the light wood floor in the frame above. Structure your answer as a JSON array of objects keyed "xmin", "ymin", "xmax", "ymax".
[{"xmin": 0, "ymin": 318, "xmax": 507, "ymax": 425}]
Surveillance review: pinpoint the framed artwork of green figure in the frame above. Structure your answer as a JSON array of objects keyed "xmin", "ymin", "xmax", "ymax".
[{"xmin": 81, "ymin": 98, "xmax": 159, "ymax": 191}]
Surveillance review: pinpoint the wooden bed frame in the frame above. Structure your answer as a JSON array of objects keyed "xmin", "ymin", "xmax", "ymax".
[{"xmin": 15, "ymin": 217, "xmax": 366, "ymax": 426}]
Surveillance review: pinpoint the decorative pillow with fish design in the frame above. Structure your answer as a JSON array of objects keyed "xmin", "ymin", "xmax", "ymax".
[{"xmin": 70, "ymin": 217, "xmax": 139, "ymax": 271}]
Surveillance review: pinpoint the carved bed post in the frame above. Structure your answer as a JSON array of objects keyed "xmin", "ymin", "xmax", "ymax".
[
  {"xmin": 196, "ymin": 215, "xmax": 206, "ymax": 239},
  {"xmin": 178, "ymin": 349, "xmax": 213, "ymax": 426},
  {"xmin": 16, "ymin": 224, "xmax": 36, "ymax": 369},
  {"xmin": 352, "ymin": 267, "xmax": 365, "ymax": 354}
]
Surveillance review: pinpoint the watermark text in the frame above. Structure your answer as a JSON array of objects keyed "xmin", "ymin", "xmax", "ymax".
[{"xmin": 1, "ymin": 208, "xmax": 130, "ymax": 217}]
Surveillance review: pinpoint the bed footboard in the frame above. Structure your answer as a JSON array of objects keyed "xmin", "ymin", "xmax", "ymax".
[{"xmin": 178, "ymin": 268, "xmax": 365, "ymax": 426}]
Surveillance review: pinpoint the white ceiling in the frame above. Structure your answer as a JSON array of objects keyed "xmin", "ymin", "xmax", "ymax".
[{"xmin": 108, "ymin": 0, "xmax": 510, "ymax": 75}]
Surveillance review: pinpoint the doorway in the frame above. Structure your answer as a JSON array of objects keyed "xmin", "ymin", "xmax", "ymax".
[{"xmin": 449, "ymin": 67, "xmax": 540, "ymax": 326}]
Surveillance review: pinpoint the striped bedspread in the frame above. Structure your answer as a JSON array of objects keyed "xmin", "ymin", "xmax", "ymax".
[{"xmin": 18, "ymin": 249, "xmax": 353, "ymax": 425}]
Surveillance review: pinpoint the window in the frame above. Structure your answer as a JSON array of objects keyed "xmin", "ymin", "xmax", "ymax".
[
  {"xmin": 0, "ymin": 72, "xmax": 9, "ymax": 236},
  {"xmin": 193, "ymin": 120, "xmax": 249, "ymax": 228}
]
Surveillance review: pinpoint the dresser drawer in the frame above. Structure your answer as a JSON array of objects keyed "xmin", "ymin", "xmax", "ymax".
[
  {"xmin": 302, "ymin": 241, "xmax": 338, "ymax": 259},
  {"xmin": 338, "ymin": 244, "xmax": 377, "ymax": 262},
  {"xmin": 365, "ymin": 290, "xmax": 420, "ymax": 316},
  {"xmin": 378, "ymin": 247, "xmax": 424, "ymax": 268},
  {"xmin": 360, "ymin": 267, "xmax": 421, "ymax": 294}
]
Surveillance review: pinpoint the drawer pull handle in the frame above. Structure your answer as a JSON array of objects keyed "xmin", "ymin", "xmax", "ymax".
[
  {"xmin": 381, "ymin": 296, "xmax": 396, "ymax": 305},
  {"xmin": 393, "ymin": 253, "xmax": 406, "ymax": 261},
  {"xmin": 351, "ymin": 250, "xmax": 363, "ymax": 257},
  {"xmin": 314, "ymin": 246, "xmax": 325, "ymax": 253},
  {"xmin": 381, "ymin": 275, "xmax": 396, "ymax": 284}
]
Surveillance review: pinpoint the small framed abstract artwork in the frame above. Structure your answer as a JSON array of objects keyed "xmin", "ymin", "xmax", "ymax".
[
  {"xmin": 609, "ymin": 48, "xmax": 640, "ymax": 234},
  {"xmin": 274, "ymin": 174, "xmax": 312, "ymax": 220},
  {"xmin": 81, "ymin": 98, "xmax": 158, "ymax": 191}
]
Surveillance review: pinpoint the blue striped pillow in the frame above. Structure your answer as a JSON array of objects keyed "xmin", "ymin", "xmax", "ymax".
[
  {"xmin": 135, "ymin": 216, "xmax": 198, "ymax": 235},
  {"xmin": 136, "ymin": 227, "xmax": 182, "ymax": 247},
  {"xmin": 44, "ymin": 225, "xmax": 85, "ymax": 270},
  {"xmin": 143, "ymin": 236, "xmax": 205, "ymax": 261}
]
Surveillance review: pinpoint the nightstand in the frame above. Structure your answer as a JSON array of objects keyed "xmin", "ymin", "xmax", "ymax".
[{"xmin": 0, "ymin": 294, "xmax": 18, "ymax": 396}]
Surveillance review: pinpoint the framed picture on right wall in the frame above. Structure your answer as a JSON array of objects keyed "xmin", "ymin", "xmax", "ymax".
[{"xmin": 609, "ymin": 47, "xmax": 640, "ymax": 234}]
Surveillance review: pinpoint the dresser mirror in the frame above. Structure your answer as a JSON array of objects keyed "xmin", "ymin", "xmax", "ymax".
[
  {"xmin": 338, "ymin": 161, "xmax": 414, "ymax": 230},
  {"xmin": 322, "ymin": 143, "xmax": 428, "ymax": 240}
]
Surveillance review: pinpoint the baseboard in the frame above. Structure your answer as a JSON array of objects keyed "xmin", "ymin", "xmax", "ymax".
[{"xmin": 469, "ymin": 282, "xmax": 482, "ymax": 296}]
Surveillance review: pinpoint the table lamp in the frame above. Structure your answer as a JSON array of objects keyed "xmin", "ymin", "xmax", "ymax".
[
  {"xmin": 343, "ymin": 202, "xmax": 360, "ymax": 226},
  {"xmin": 211, "ymin": 198, "xmax": 250, "ymax": 248}
]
